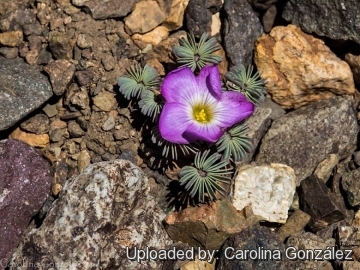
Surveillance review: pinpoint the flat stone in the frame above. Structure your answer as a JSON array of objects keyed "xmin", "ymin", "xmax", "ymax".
[
  {"xmin": 0, "ymin": 57, "xmax": 52, "ymax": 131},
  {"xmin": 223, "ymin": 0, "xmax": 263, "ymax": 67},
  {"xmin": 0, "ymin": 31, "xmax": 23, "ymax": 47},
  {"xmin": 67, "ymin": 121, "xmax": 85, "ymax": 138},
  {"xmin": 164, "ymin": 200, "xmax": 253, "ymax": 250},
  {"xmin": 20, "ymin": 114, "xmax": 49, "ymax": 135},
  {"xmin": 48, "ymin": 31, "xmax": 73, "ymax": 60},
  {"xmin": 232, "ymin": 163, "xmax": 296, "ymax": 223},
  {"xmin": 42, "ymin": 103, "xmax": 58, "ymax": 118},
  {"xmin": 10, "ymin": 160, "xmax": 172, "ymax": 269},
  {"xmin": 282, "ymin": 0, "xmax": 360, "ymax": 45},
  {"xmin": 9, "ymin": 128, "xmax": 50, "ymax": 148},
  {"xmin": 71, "ymin": 0, "xmax": 140, "ymax": 19},
  {"xmin": 342, "ymin": 169, "xmax": 360, "ymax": 208},
  {"xmin": 162, "ymin": 0, "xmax": 190, "ymax": 31},
  {"xmin": 124, "ymin": 1, "xmax": 166, "ymax": 34},
  {"xmin": 132, "ymin": 26, "xmax": 169, "ymax": 46},
  {"xmin": 276, "ymin": 209, "xmax": 311, "ymax": 242},
  {"xmin": 314, "ymin": 154, "xmax": 339, "ymax": 183},
  {"xmin": 254, "ymin": 25, "xmax": 355, "ymax": 109},
  {"xmin": 44, "ymin": 59, "xmax": 75, "ymax": 96},
  {"xmin": 0, "ymin": 140, "xmax": 51, "ymax": 266},
  {"xmin": 92, "ymin": 90, "xmax": 117, "ymax": 111},
  {"xmin": 299, "ymin": 175, "xmax": 347, "ymax": 232},
  {"xmin": 256, "ymin": 96, "xmax": 358, "ymax": 184}
]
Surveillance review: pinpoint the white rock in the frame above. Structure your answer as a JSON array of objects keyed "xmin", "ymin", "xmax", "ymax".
[{"xmin": 232, "ymin": 163, "xmax": 296, "ymax": 223}]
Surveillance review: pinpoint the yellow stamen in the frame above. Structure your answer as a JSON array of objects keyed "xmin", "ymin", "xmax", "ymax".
[{"xmin": 193, "ymin": 105, "xmax": 212, "ymax": 123}]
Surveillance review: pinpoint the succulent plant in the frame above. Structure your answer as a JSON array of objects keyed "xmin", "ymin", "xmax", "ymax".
[
  {"xmin": 216, "ymin": 122, "xmax": 253, "ymax": 162},
  {"xmin": 179, "ymin": 150, "xmax": 232, "ymax": 202},
  {"xmin": 151, "ymin": 127, "xmax": 197, "ymax": 160},
  {"xmin": 173, "ymin": 32, "xmax": 223, "ymax": 72},
  {"xmin": 225, "ymin": 64, "xmax": 267, "ymax": 105},
  {"xmin": 117, "ymin": 64, "xmax": 159, "ymax": 100},
  {"xmin": 138, "ymin": 90, "xmax": 164, "ymax": 123}
]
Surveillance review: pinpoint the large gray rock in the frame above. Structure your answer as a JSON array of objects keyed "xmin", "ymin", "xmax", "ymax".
[
  {"xmin": 223, "ymin": 0, "xmax": 263, "ymax": 67},
  {"xmin": 10, "ymin": 159, "xmax": 172, "ymax": 270},
  {"xmin": 283, "ymin": 0, "xmax": 360, "ymax": 45},
  {"xmin": 0, "ymin": 140, "xmax": 51, "ymax": 268},
  {"xmin": 0, "ymin": 57, "xmax": 52, "ymax": 131},
  {"xmin": 256, "ymin": 96, "xmax": 358, "ymax": 185}
]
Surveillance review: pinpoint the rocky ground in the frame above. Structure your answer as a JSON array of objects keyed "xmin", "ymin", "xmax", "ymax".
[{"xmin": 1, "ymin": 0, "xmax": 360, "ymax": 269}]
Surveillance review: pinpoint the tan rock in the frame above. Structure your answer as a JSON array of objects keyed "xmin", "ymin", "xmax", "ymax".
[
  {"xmin": 145, "ymin": 30, "xmax": 187, "ymax": 63},
  {"xmin": 162, "ymin": 0, "xmax": 190, "ymax": 31},
  {"xmin": 92, "ymin": 90, "xmax": 117, "ymax": 111},
  {"xmin": 9, "ymin": 128, "xmax": 50, "ymax": 148},
  {"xmin": 180, "ymin": 257, "xmax": 216, "ymax": 270},
  {"xmin": 146, "ymin": 58, "xmax": 165, "ymax": 76},
  {"xmin": 132, "ymin": 26, "xmax": 169, "ymax": 46},
  {"xmin": 125, "ymin": 1, "xmax": 166, "ymax": 34},
  {"xmin": 78, "ymin": 150, "xmax": 91, "ymax": 173},
  {"xmin": 213, "ymin": 45, "xmax": 228, "ymax": 77},
  {"xmin": 254, "ymin": 25, "xmax": 355, "ymax": 109},
  {"xmin": 314, "ymin": 154, "xmax": 339, "ymax": 183},
  {"xmin": 345, "ymin": 52, "xmax": 360, "ymax": 85},
  {"xmin": 211, "ymin": 12, "xmax": 221, "ymax": 37},
  {"xmin": 164, "ymin": 200, "xmax": 254, "ymax": 250},
  {"xmin": 0, "ymin": 31, "xmax": 23, "ymax": 47}
]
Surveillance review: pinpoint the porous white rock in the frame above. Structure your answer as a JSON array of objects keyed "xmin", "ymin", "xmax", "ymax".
[{"xmin": 232, "ymin": 163, "xmax": 296, "ymax": 223}]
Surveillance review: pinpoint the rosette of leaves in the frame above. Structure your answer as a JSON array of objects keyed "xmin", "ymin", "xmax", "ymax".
[
  {"xmin": 138, "ymin": 89, "xmax": 164, "ymax": 123},
  {"xmin": 216, "ymin": 123, "xmax": 253, "ymax": 162},
  {"xmin": 117, "ymin": 64, "xmax": 159, "ymax": 100},
  {"xmin": 151, "ymin": 127, "xmax": 197, "ymax": 160},
  {"xmin": 173, "ymin": 32, "xmax": 223, "ymax": 72},
  {"xmin": 179, "ymin": 150, "xmax": 232, "ymax": 202},
  {"xmin": 225, "ymin": 64, "xmax": 267, "ymax": 105}
]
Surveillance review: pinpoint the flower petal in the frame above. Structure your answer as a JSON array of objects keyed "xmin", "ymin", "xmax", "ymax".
[
  {"xmin": 196, "ymin": 65, "xmax": 222, "ymax": 100},
  {"xmin": 183, "ymin": 122, "xmax": 224, "ymax": 143},
  {"xmin": 158, "ymin": 102, "xmax": 193, "ymax": 144},
  {"xmin": 161, "ymin": 67, "xmax": 198, "ymax": 103},
  {"xmin": 213, "ymin": 91, "xmax": 255, "ymax": 127}
]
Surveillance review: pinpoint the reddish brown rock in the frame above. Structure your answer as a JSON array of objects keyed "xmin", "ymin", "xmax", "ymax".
[
  {"xmin": 164, "ymin": 200, "xmax": 255, "ymax": 250},
  {"xmin": 0, "ymin": 139, "xmax": 51, "ymax": 267}
]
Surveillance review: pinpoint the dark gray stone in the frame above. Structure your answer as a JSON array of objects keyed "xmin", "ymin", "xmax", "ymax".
[
  {"xmin": 218, "ymin": 227, "xmax": 288, "ymax": 269},
  {"xmin": 256, "ymin": 96, "xmax": 358, "ymax": 185},
  {"xmin": 241, "ymin": 106, "xmax": 272, "ymax": 163},
  {"xmin": 282, "ymin": 0, "xmax": 360, "ymax": 45},
  {"xmin": 0, "ymin": 57, "xmax": 52, "ymax": 131},
  {"xmin": 0, "ymin": 139, "xmax": 51, "ymax": 267},
  {"xmin": 223, "ymin": 0, "xmax": 263, "ymax": 67},
  {"xmin": 299, "ymin": 175, "xmax": 347, "ymax": 232},
  {"xmin": 0, "ymin": 9, "xmax": 41, "ymax": 36},
  {"xmin": 185, "ymin": 0, "xmax": 222, "ymax": 38},
  {"xmin": 342, "ymin": 169, "xmax": 360, "ymax": 207}
]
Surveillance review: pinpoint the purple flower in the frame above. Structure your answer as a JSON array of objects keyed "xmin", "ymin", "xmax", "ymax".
[{"xmin": 159, "ymin": 65, "xmax": 255, "ymax": 144}]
